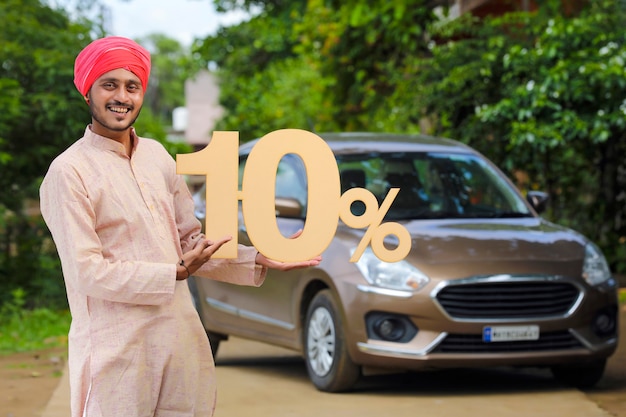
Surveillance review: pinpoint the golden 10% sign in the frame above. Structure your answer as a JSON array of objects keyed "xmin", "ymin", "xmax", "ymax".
[{"xmin": 177, "ymin": 129, "xmax": 411, "ymax": 263}]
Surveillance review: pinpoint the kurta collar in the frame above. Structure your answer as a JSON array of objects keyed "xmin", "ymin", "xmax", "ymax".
[{"xmin": 83, "ymin": 125, "xmax": 140, "ymax": 157}]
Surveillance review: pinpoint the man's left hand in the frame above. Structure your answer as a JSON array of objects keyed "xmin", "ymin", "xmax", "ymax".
[{"xmin": 254, "ymin": 229, "xmax": 322, "ymax": 271}]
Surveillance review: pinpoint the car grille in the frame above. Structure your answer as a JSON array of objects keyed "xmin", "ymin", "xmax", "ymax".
[
  {"xmin": 435, "ymin": 281, "xmax": 580, "ymax": 319},
  {"xmin": 432, "ymin": 331, "xmax": 583, "ymax": 353}
]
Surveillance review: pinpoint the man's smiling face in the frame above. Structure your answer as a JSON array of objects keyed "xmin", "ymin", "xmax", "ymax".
[{"xmin": 87, "ymin": 68, "xmax": 144, "ymax": 139}]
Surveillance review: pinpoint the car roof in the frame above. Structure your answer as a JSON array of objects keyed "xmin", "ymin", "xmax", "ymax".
[{"xmin": 238, "ymin": 132, "xmax": 476, "ymax": 156}]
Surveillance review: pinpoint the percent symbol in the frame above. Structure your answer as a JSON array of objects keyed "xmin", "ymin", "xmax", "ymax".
[{"xmin": 339, "ymin": 187, "xmax": 412, "ymax": 263}]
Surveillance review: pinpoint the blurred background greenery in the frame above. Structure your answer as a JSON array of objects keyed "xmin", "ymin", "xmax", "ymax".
[{"xmin": 0, "ymin": 0, "xmax": 624, "ymax": 352}]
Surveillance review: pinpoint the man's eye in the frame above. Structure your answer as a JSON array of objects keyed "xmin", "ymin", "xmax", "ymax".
[{"xmin": 103, "ymin": 83, "xmax": 115, "ymax": 89}]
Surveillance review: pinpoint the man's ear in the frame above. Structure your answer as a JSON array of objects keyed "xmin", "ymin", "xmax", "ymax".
[{"xmin": 84, "ymin": 93, "xmax": 90, "ymax": 104}]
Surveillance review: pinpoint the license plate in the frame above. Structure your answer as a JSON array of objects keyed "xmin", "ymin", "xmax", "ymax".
[{"xmin": 483, "ymin": 325, "xmax": 540, "ymax": 342}]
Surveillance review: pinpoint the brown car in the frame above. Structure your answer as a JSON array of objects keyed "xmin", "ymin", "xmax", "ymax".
[{"xmin": 189, "ymin": 132, "xmax": 619, "ymax": 392}]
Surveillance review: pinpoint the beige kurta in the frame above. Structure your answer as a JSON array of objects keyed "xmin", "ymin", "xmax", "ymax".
[{"xmin": 40, "ymin": 126, "xmax": 265, "ymax": 417}]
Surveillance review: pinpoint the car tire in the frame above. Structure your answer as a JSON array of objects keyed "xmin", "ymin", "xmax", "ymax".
[
  {"xmin": 550, "ymin": 358, "xmax": 607, "ymax": 389},
  {"xmin": 187, "ymin": 276, "xmax": 226, "ymax": 358},
  {"xmin": 304, "ymin": 289, "xmax": 360, "ymax": 392}
]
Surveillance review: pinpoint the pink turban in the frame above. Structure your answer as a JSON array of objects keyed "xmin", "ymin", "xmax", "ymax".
[{"xmin": 73, "ymin": 36, "xmax": 151, "ymax": 96}]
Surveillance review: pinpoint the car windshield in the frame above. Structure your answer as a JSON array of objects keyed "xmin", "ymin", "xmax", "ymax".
[{"xmin": 337, "ymin": 151, "xmax": 532, "ymax": 220}]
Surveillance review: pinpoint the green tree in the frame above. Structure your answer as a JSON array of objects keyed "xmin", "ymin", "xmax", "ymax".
[
  {"xmin": 295, "ymin": 0, "xmax": 441, "ymax": 130},
  {"xmin": 0, "ymin": 0, "xmax": 95, "ymax": 308},
  {"xmin": 195, "ymin": 0, "xmax": 320, "ymax": 141},
  {"xmin": 138, "ymin": 33, "xmax": 202, "ymax": 125},
  {"xmin": 199, "ymin": 0, "xmax": 441, "ymax": 138},
  {"xmin": 414, "ymin": 0, "xmax": 626, "ymax": 272}
]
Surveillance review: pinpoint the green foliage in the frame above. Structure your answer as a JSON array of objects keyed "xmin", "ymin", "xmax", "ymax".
[
  {"xmin": 203, "ymin": 0, "xmax": 625, "ymax": 272},
  {"xmin": 138, "ymin": 34, "xmax": 203, "ymax": 124},
  {"xmin": 195, "ymin": 0, "xmax": 311, "ymax": 140},
  {"xmin": 215, "ymin": 55, "xmax": 332, "ymax": 140},
  {"xmin": 0, "ymin": 0, "xmax": 94, "ymax": 307},
  {"xmin": 414, "ymin": 0, "xmax": 626, "ymax": 272},
  {"xmin": 0, "ymin": 0, "xmax": 94, "ymax": 197},
  {"xmin": 0, "ymin": 289, "xmax": 70, "ymax": 354},
  {"xmin": 132, "ymin": 105, "xmax": 192, "ymax": 155},
  {"xmin": 198, "ymin": 0, "xmax": 439, "ymax": 138},
  {"xmin": 296, "ymin": 0, "xmax": 440, "ymax": 130},
  {"xmin": 615, "ymin": 241, "xmax": 626, "ymax": 275},
  {"xmin": 0, "ymin": 181, "xmax": 67, "ymax": 309}
]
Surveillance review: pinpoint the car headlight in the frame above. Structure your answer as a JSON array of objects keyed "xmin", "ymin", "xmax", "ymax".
[
  {"xmin": 353, "ymin": 247, "xmax": 429, "ymax": 292},
  {"xmin": 582, "ymin": 242, "xmax": 612, "ymax": 286}
]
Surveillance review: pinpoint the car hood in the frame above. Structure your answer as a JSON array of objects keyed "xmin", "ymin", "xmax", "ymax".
[{"xmin": 339, "ymin": 217, "xmax": 587, "ymax": 279}]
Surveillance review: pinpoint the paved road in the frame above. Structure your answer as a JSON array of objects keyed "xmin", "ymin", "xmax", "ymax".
[
  {"xmin": 212, "ymin": 337, "xmax": 612, "ymax": 417},
  {"xmin": 43, "ymin": 336, "xmax": 613, "ymax": 417}
]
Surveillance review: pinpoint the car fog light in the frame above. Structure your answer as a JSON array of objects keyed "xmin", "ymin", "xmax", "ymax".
[
  {"xmin": 365, "ymin": 312, "xmax": 418, "ymax": 342},
  {"xmin": 592, "ymin": 307, "xmax": 617, "ymax": 337},
  {"xmin": 376, "ymin": 318, "xmax": 405, "ymax": 341}
]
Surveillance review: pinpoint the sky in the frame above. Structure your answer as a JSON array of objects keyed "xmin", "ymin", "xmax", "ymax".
[{"xmin": 101, "ymin": 0, "xmax": 250, "ymax": 47}]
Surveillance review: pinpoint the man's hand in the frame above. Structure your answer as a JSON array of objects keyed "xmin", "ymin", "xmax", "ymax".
[
  {"xmin": 254, "ymin": 252, "xmax": 322, "ymax": 271},
  {"xmin": 177, "ymin": 235, "xmax": 233, "ymax": 279},
  {"xmin": 254, "ymin": 229, "xmax": 322, "ymax": 271}
]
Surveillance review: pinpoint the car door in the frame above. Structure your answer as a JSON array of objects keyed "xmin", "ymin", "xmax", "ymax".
[{"xmin": 199, "ymin": 153, "xmax": 308, "ymax": 347}]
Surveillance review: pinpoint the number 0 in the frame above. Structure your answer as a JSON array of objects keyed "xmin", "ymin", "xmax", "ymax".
[{"xmin": 242, "ymin": 129, "xmax": 340, "ymax": 262}]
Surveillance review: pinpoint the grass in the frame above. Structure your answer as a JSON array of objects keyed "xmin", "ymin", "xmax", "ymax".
[
  {"xmin": 0, "ymin": 308, "xmax": 70, "ymax": 355},
  {"xmin": 0, "ymin": 289, "xmax": 70, "ymax": 355}
]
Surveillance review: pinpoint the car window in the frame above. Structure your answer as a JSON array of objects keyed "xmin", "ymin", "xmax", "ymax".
[
  {"xmin": 275, "ymin": 155, "xmax": 307, "ymax": 206},
  {"xmin": 337, "ymin": 152, "xmax": 531, "ymax": 220}
]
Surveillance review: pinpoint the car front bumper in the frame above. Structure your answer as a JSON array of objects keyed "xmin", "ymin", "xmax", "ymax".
[{"xmin": 337, "ymin": 275, "xmax": 619, "ymax": 371}]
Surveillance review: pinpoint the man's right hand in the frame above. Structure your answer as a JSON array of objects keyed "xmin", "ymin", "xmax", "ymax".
[{"xmin": 176, "ymin": 235, "xmax": 233, "ymax": 279}]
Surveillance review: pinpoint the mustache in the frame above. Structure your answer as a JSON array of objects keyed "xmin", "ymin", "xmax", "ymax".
[{"xmin": 107, "ymin": 101, "xmax": 134, "ymax": 109}]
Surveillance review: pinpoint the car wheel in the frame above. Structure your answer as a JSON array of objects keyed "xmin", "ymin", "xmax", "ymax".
[
  {"xmin": 187, "ymin": 276, "xmax": 227, "ymax": 358},
  {"xmin": 304, "ymin": 289, "xmax": 360, "ymax": 392},
  {"xmin": 550, "ymin": 358, "xmax": 607, "ymax": 389}
]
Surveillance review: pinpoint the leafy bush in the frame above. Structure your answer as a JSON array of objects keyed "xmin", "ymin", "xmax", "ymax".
[{"xmin": 414, "ymin": 0, "xmax": 626, "ymax": 273}]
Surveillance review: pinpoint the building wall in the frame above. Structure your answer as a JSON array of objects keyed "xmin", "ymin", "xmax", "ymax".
[{"xmin": 184, "ymin": 70, "xmax": 224, "ymax": 149}]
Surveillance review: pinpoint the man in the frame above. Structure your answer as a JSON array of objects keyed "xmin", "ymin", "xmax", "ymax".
[{"xmin": 40, "ymin": 36, "xmax": 320, "ymax": 417}]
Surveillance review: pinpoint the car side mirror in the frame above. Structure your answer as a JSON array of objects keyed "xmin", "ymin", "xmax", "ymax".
[
  {"xmin": 526, "ymin": 191, "xmax": 549, "ymax": 214},
  {"xmin": 275, "ymin": 197, "xmax": 304, "ymax": 218}
]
